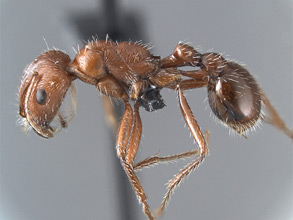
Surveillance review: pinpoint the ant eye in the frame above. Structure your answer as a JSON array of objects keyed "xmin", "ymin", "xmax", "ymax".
[{"xmin": 36, "ymin": 89, "xmax": 47, "ymax": 105}]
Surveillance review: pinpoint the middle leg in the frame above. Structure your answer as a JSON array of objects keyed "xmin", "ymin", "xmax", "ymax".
[
  {"xmin": 116, "ymin": 100, "xmax": 155, "ymax": 220},
  {"xmin": 96, "ymin": 76, "xmax": 154, "ymax": 219}
]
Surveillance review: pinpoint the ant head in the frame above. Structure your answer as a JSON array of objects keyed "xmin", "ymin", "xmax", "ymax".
[{"xmin": 19, "ymin": 50, "xmax": 76, "ymax": 138}]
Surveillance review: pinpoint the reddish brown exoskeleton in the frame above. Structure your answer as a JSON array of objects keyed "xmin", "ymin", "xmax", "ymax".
[{"xmin": 18, "ymin": 38, "xmax": 293, "ymax": 219}]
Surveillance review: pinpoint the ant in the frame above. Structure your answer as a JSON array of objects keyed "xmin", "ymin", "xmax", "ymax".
[{"xmin": 18, "ymin": 37, "xmax": 293, "ymax": 220}]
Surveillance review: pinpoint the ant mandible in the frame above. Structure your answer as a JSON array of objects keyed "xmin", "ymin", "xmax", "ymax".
[{"xmin": 18, "ymin": 37, "xmax": 293, "ymax": 220}]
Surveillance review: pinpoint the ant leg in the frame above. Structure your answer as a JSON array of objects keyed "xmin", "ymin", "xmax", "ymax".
[
  {"xmin": 120, "ymin": 159, "xmax": 154, "ymax": 220},
  {"xmin": 134, "ymin": 149, "xmax": 198, "ymax": 171},
  {"xmin": 96, "ymin": 77, "xmax": 153, "ymax": 218},
  {"xmin": 116, "ymin": 99, "xmax": 133, "ymax": 158},
  {"xmin": 149, "ymin": 68, "xmax": 182, "ymax": 88},
  {"xmin": 134, "ymin": 131, "xmax": 209, "ymax": 171},
  {"xmin": 155, "ymin": 86, "xmax": 208, "ymax": 217},
  {"xmin": 96, "ymin": 75, "xmax": 133, "ymax": 156},
  {"xmin": 168, "ymin": 69, "xmax": 209, "ymax": 90},
  {"xmin": 180, "ymin": 69, "xmax": 208, "ymax": 79},
  {"xmin": 102, "ymin": 95, "xmax": 119, "ymax": 135},
  {"xmin": 116, "ymin": 100, "xmax": 154, "ymax": 220},
  {"xmin": 168, "ymin": 78, "xmax": 208, "ymax": 90},
  {"xmin": 125, "ymin": 102, "xmax": 142, "ymax": 164},
  {"xmin": 149, "ymin": 69, "xmax": 208, "ymax": 89},
  {"xmin": 160, "ymin": 43, "xmax": 201, "ymax": 68},
  {"xmin": 260, "ymin": 88, "xmax": 293, "ymax": 139}
]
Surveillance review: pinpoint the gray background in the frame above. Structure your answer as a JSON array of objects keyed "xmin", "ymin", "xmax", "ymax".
[{"xmin": 1, "ymin": 0, "xmax": 292, "ymax": 220}]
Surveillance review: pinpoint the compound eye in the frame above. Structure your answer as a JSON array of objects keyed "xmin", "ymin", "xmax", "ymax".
[{"xmin": 36, "ymin": 89, "xmax": 47, "ymax": 105}]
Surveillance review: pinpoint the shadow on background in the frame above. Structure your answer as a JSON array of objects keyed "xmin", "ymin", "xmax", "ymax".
[{"xmin": 69, "ymin": 1, "xmax": 147, "ymax": 219}]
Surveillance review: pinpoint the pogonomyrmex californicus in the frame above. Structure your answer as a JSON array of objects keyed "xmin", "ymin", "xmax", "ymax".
[{"xmin": 18, "ymin": 37, "xmax": 293, "ymax": 219}]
